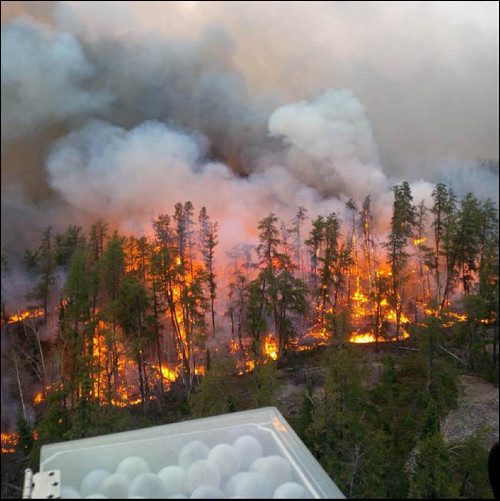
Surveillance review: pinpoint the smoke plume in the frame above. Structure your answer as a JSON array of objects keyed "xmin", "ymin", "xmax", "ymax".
[{"xmin": 1, "ymin": 1, "xmax": 498, "ymax": 253}]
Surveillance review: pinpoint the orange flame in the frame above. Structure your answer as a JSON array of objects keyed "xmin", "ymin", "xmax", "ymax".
[
  {"xmin": 263, "ymin": 335, "xmax": 278, "ymax": 361},
  {"xmin": 349, "ymin": 329, "xmax": 410, "ymax": 344},
  {"xmin": 6, "ymin": 309, "xmax": 44, "ymax": 324},
  {"xmin": 1, "ymin": 433, "xmax": 17, "ymax": 454},
  {"xmin": 33, "ymin": 392, "xmax": 44, "ymax": 405},
  {"xmin": 413, "ymin": 237, "xmax": 427, "ymax": 246}
]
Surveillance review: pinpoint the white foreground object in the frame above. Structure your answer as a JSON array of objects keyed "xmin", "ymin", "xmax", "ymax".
[
  {"xmin": 232, "ymin": 472, "xmax": 273, "ymax": 498},
  {"xmin": 232, "ymin": 435, "xmax": 263, "ymax": 469},
  {"xmin": 80, "ymin": 470, "xmax": 111, "ymax": 498},
  {"xmin": 158, "ymin": 465, "xmax": 188, "ymax": 496},
  {"xmin": 128, "ymin": 472, "xmax": 165, "ymax": 498},
  {"xmin": 190, "ymin": 485, "xmax": 225, "ymax": 498},
  {"xmin": 208, "ymin": 443, "xmax": 241, "ymax": 477},
  {"xmin": 116, "ymin": 457, "xmax": 150, "ymax": 479},
  {"xmin": 38, "ymin": 408, "xmax": 346, "ymax": 499},
  {"xmin": 223, "ymin": 472, "xmax": 248, "ymax": 497},
  {"xmin": 178, "ymin": 441, "xmax": 210, "ymax": 469},
  {"xmin": 274, "ymin": 481, "xmax": 307, "ymax": 498},
  {"xmin": 185, "ymin": 459, "xmax": 221, "ymax": 491},
  {"xmin": 60, "ymin": 486, "xmax": 81, "ymax": 498},
  {"xmin": 252, "ymin": 455, "xmax": 292, "ymax": 491},
  {"xmin": 101, "ymin": 473, "xmax": 129, "ymax": 498},
  {"xmin": 248, "ymin": 457, "xmax": 266, "ymax": 472}
]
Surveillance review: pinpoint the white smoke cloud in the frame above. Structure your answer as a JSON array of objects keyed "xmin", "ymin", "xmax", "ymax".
[
  {"xmin": 46, "ymin": 119, "xmax": 345, "ymax": 252},
  {"xmin": 1, "ymin": 17, "xmax": 110, "ymax": 140},
  {"xmin": 1, "ymin": 2, "xmax": 497, "ymax": 254},
  {"xmin": 268, "ymin": 90, "xmax": 387, "ymax": 200}
]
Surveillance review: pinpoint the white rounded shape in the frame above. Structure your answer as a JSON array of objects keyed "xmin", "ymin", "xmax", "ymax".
[
  {"xmin": 232, "ymin": 435, "xmax": 263, "ymax": 469},
  {"xmin": 223, "ymin": 472, "xmax": 249, "ymax": 497},
  {"xmin": 253, "ymin": 456, "xmax": 292, "ymax": 491},
  {"xmin": 208, "ymin": 443, "xmax": 241, "ymax": 477},
  {"xmin": 80, "ymin": 470, "xmax": 111, "ymax": 497},
  {"xmin": 185, "ymin": 459, "xmax": 221, "ymax": 492},
  {"xmin": 248, "ymin": 457, "xmax": 266, "ymax": 472},
  {"xmin": 128, "ymin": 472, "xmax": 165, "ymax": 499},
  {"xmin": 178, "ymin": 441, "xmax": 210, "ymax": 469},
  {"xmin": 190, "ymin": 485, "xmax": 225, "ymax": 498},
  {"xmin": 84, "ymin": 495, "xmax": 108, "ymax": 499},
  {"xmin": 158, "ymin": 465, "xmax": 188, "ymax": 496},
  {"xmin": 273, "ymin": 481, "xmax": 307, "ymax": 498},
  {"xmin": 116, "ymin": 456, "xmax": 150, "ymax": 479},
  {"xmin": 233, "ymin": 472, "xmax": 273, "ymax": 498},
  {"xmin": 101, "ymin": 473, "xmax": 129, "ymax": 498},
  {"xmin": 60, "ymin": 486, "xmax": 81, "ymax": 499}
]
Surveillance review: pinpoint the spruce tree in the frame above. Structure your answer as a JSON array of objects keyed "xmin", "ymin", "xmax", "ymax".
[{"xmin": 386, "ymin": 182, "xmax": 416, "ymax": 339}]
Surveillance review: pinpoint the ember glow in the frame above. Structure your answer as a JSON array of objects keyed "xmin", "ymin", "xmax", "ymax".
[
  {"xmin": 263, "ymin": 335, "xmax": 279, "ymax": 361},
  {"xmin": 4, "ymin": 309, "xmax": 44, "ymax": 324},
  {"xmin": 1, "ymin": 433, "xmax": 17, "ymax": 454}
]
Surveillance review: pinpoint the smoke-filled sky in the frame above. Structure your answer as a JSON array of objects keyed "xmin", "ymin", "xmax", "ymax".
[{"xmin": 1, "ymin": 1, "xmax": 499, "ymax": 253}]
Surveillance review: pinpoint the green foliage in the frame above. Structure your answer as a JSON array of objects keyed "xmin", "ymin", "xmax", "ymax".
[
  {"xmin": 327, "ymin": 309, "xmax": 351, "ymax": 344},
  {"xmin": 245, "ymin": 278, "xmax": 267, "ymax": 356},
  {"xmin": 409, "ymin": 433, "xmax": 454, "ymax": 499},
  {"xmin": 62, "ymin": 403, "xmax": 134, "ymax": 441},
  {"xmin": 25, "ymin": 227, "xmax": 56, "ymax": 321},
  {"xmin": 188, "ymin": 357, "xmax": 241, "ymax": 417},
  {"xmin": 64, "ymin": 249, "xmax": 91, "ymax": 321},
  {"xmin": 99, "ymin": 236, "xmax": 125, "ymax": 302},
  {"xmin": 55, "ymin": 225, "xmax": 85, "ymax": 266},
  {"xmin": 449, "ymin": 429, "xmax": 493, "ymax": 499},
  {"xmin": 304, "ymin": 346, "xmax": 377, "ymax": 498},
  {"xmin": 247, "ymin": 361, "xmax": 280, "ymax": 408},
  {"xmin": 15, "ymin": 417, "xmax": 34, "ymax": 456},
  {"xmin": 296, "ymin": 378, "xmax": 314, "ymax": 437},
  {"xmin": 116, "ymin": 276, "xmax": 148, "ymax": 338}
]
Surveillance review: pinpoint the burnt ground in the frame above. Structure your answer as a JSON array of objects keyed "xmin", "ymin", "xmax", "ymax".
[{"xmin": 442, "ymin": 374, "xmax": 499, "ymax": 448}]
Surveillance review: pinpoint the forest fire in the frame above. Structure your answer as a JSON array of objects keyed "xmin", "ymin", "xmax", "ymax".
[
  {"xmin": 349, "ymin": 329, "xmax": 410, "ymax": 344},
  {"xmin": 1, "ymin": 430, "xmax": 39, "ymax": 454},
  {"xmin": 5, "ymin": 309, "xmax": 44, "ymax": 324},
  {"xmin": 1, "ymin": 433, "xmax": 17, "ymax": 454},
  {"xmin": 1, "ymin": 181, "xmax": 497, "ymax": 418},
  {"xmin": 33, "ymin": 392, "xmax": 44, "ymax": 405},
  {"xmin": 0, "ymin": 5, "xmax": 497, "ymax": 500},
  {"xmin": 263, "ymin": 335, "xmax": 278, "ymax": 361},
  {"xmin": 413, "ymin": 237, "xmax": 428, "ymax": 246}
]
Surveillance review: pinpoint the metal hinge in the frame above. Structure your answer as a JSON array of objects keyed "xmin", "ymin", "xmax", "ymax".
[{"xmin": 23, "ymin": 468, "xmax": 61, "ymax": 499}]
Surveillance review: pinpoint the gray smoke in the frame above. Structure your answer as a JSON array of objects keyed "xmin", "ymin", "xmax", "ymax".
[
  {"xmin": 1, "ymin": 1, "xmax": 498, "ymax": 253},
  {"xmin": 1, "ymin": 17, "xmax": 110, "ymax": 141}
]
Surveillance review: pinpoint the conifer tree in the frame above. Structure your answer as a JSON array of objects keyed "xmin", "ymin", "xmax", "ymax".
[
  {"xmin": 199, "ymin": 207, "xmax": 219, "ymax": 338},
  {"xmin": 116, "ymin": 275, "xmax": 151, "ymax": 407},
  {"xmin": 27, "ymin": 227, "xmax": 55, "ymax": 323},
  {"xmin": 386, "ymin": 182, "xmax": 416, "ymax": 339}
]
